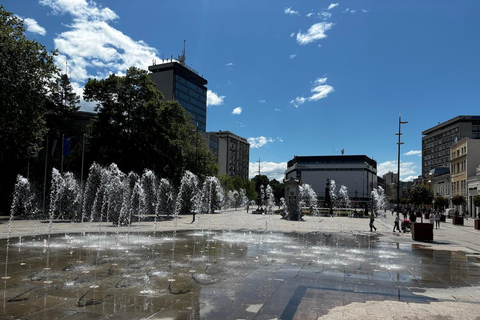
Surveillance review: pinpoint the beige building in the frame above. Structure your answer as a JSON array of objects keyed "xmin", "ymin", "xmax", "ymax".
[
  {"xmin": 450, "ymin": 138, "xmax": 480, "ymax": 215},
  {"xmin": 467, "ymin": 165, "xmax": 480, "ymax": 217},
  {"xmin": 205, "ymin": 131, "xmax": 250, "ymax": 179}
]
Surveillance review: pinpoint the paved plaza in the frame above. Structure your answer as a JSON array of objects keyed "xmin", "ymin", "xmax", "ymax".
[{"xmin": 0, "ymin": 210, "xmax": 479, "ymax": 319}]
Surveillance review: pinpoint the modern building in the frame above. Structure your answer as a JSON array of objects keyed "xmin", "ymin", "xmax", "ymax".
[
  {"xmin": 450, "ymin": 138, "xmax": 480, "ymax": 216},
  {"xmin": 422, "ymin": 115, "xmax": 480, "ymax": 177},
  {"xmin": 284, "ymin": 155, "xmax": 378, "ymax": 204},
  {"xmin": 148, "ymin": 56, "xmax": 208, "ymax": 131},
  {"xmin": 205, "ymin": 130, "xmax": 250, "ymax": 180}
]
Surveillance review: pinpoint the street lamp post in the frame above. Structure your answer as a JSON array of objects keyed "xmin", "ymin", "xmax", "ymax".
[{"xmin": 396, "ymin": 115, "xmax": 408, "ymax": 214}]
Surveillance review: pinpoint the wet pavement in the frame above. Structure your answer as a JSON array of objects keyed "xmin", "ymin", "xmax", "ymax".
[{"xmin": 0, "ymin": 210, "xmax": 479, "ymax": 319}]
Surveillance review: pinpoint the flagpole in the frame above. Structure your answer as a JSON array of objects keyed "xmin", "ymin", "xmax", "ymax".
[
  {"xmin": 80, "ymin": 134, "xmax": 85, "ymax": 186},
  {"xmin": 43, "ymin": 135, "xmax": 48, "ymax": 214},
  {"xmin": 61, "ymin": 134, "xmax": 64, "ymax": 174}
]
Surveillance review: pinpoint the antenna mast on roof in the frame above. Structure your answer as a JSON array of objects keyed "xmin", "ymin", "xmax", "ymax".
[{"xmin": 178, "ymin": 39, "xmax": 186, "ymax": 65}]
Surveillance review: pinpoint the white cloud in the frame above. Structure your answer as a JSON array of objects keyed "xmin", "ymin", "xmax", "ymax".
[
  {"xmin": 404, "ymin": 150, "xmax": 421, "ymax": 156},
  {"xmin": 277, "ymin": 137, "xmax": 284, "ymax": 143},
  {"xmin": 284, "ymin": 7, "xmax": 300, "ymax": 15},
  {"xmin": 39, "ymin": 0, "xmax": 160, "ymax": 103},
  {"xmin": 290, "ymin": 32, "xmax": 295, "ymax": 37},
  {"xmin": 40, "ymin": 0, "xmax": 118, "ymax": 21},
  {"xmin": 225, "ymin": 62, "xmax": 234, "ymax": 66},
  {"xmin": 290, "ymin": 54, "xmax": 297, "ymax": 59},
  {"xmin": 296, "ymin": 22, "xmax": 333, "ymax": 45},
  {"xmin": 232, "ymin": 107, "xmax": 242, "ymax": 115},
  {"xmin": 259, "ymin": 100, "xmax": 266, "ymax": 103},
  {"xmin": 247, "ymin": 136, "xmax": 274, "ymax": 148},
  {"xmin": 319, "ymin": 12, "xmax": 332, "ymax": 20},
  {"xmin": 291, "ymin": 77, "xmax": 334, "ymax": 107},
  {"xmin": 403, "ymin": 175, "xmax": 417, "ymax": 182},
  {"xmin": 21, "ymin": 17, "xmax": 47, "ymax": 36},
  {"xmin": 327, "ymin": 3, "xmax": 339, "ymax": 10},
  {"xmin": 344, "ymin": 8, "xmax": 357, "ymax": 14},
  {"xmin": 306, "ymin": 12, "xmax": 314, "ymax": 17},
  {"xmin": 377, "ymin": 161, "xmax": 418, "ymax": 180},
  {"xmin": 207, "ymin": 90, "xmax": 225, "ymax": 106},
  {"xmin": 249, "ymin": 161, "xmax": 287, "ymax": 180},
  {"xmin": 275, "ymin": 108, "xmax": 281, "ymax": 112}
]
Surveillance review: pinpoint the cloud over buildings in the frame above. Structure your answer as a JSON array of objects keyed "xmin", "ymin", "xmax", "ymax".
[
  {"xmin": 249, "ymin": 161, "xmax": 287, "ymax": 180},
  {"xmin": 207, "ymin": 90, "xmax": 225, "ymax": 106},
  {"xmin": 377, "ymin": 160, "xmax": 418, "ymax": 180},
  {"xmin": 247, "ymin": 136, "xmax": 275, "ymax": 148}
]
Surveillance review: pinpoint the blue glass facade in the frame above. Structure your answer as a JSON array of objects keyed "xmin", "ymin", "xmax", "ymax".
[{"xmin": 149, "ymin": 62, "xmax": 208, "ymax": 131}]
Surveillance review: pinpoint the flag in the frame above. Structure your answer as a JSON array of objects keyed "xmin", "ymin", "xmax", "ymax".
[{"xmin": 63, "ymin": 137, "xmax": 71, "ymax": 156}]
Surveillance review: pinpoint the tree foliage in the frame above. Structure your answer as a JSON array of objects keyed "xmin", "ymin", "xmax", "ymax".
[
  {"xmin": 451, "ymin": 194, "xmax": 466, "ymax": 206},
  {"xmin": 434, "ymin": 195, "xmax": 449, "ymax": 210},
  {"xmin": 409, "ymin": 185, "xmax": 433, "ymax": 208},
  {"xmin": 84, "ymin": 67, "xmax": 217, "ymax": 184},
  {"xmin": 474, "ymin": 195, "xmax": 480, "ymax": 208},
  {"xmin": 46, "ymin": 74, "xmax": 80, "ymax": 136},
  {"xmin": 218, "ymin": 174, "xmax": 256, "ymax": 200},
  {"xmin": 0, "ymin": 6, "xmax": 58, "ymax": 158}
]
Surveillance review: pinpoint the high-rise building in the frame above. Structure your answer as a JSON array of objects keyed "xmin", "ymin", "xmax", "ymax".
[
  {"xmin": 383, "ymin": 172, "xmax": 398, "ymax": 185},
  {"xmin": 422, "ymin": 116, "xmax": 480, "ymax": 177},
  {"xmin": 205, "ymin": 131, "xmax": 250, "ymax": 179},
  {"xmin": 148, "ymin": 57, "xmax": 207, "ymax": 131},
  {"xmin": 284, "ymin": 155, "xmax": 378, "ymax": 203}
]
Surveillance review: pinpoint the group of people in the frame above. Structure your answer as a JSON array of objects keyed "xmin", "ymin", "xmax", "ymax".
[{"xmin": 369, "ymin": 209, "xmax": 443, "ymax": 232}]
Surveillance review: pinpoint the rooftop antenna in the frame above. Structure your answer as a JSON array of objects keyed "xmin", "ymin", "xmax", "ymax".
[{"xmin": 178, "ymin": 39, "xmax": 186, "ymax": 65}]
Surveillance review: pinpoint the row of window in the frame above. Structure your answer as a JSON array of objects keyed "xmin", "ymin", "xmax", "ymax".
[
  {"xmin": 451, "ymin": 179, "xmax": 467, "ymax": 196},
  {"xmin": 451, "ymin": 146, "xmax": 467, "ymax": 159},
  {"xmin": 423, "ymin": 127, "xmax": 459, "ymax": 145},
  {"xmin": 424, "ymin": 157, "xmax": 448, "ymax": 168},
  {"xmin": 175, "ymin": 75, "xmax": 206, "ymax": 95},
  {"xmin": 451, "ymin": 159, "xmax": 467, "ymax": 174}
]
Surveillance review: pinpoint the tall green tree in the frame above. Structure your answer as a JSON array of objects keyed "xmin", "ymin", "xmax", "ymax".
[
  {"xmin": 409, "ymin": 185, "xmax": 434, "ymax": 209},
  {"xmin": 0, "ymin": 6, "xmax": 58, "ymax": 214},
  {"xmin": 84, "ymin": 67, "xmax": 217, "ymax": 183},
  {"xmin": 46, "ymin": 74, "xmax": 80, "ymax": 136},
  {"xmin": 0, "ymin": 6, "xmax": 57, "ymax": 158}
]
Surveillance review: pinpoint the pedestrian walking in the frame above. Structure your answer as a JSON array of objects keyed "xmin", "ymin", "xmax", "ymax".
[
  {"xmin": 429, "ymin": 212, "xmax": 434, "ymax": 224},
  {"xmin": 369, "ymin": 214, "xmax": 377, "ymax": 232},
  {"xmin": 191, "ymin": 211, "xmax": 196, "ymax": 224},
  {"xmin": 393, "ymin": 213, "xmax": 401, "ymax": 232},
  {"xmin": 434, "ymin": 211, "xmax": 441, "ymax": 229}
]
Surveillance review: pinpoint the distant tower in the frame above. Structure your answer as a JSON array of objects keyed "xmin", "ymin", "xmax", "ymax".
[{"xmin": 148, "ymin": 41, "xmax": 208, "ymax": 131}]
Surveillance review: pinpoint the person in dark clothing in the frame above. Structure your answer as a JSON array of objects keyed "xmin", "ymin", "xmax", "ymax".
[
  {"xmin": 409, "ymin": 211, "xmax": 417, "ymax": 223},
  {"xmin": 191, "ymin": 211, "xmax": 196, "ymax": 224},
  {"xmin": 369, "ymin": 214, "xmax": 377, "ymax": 232}
]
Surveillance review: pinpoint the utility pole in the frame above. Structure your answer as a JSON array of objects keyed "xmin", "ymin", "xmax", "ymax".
[{"xmin": 396, "ymin": 115, "xmax": 408, "ymax": 213}]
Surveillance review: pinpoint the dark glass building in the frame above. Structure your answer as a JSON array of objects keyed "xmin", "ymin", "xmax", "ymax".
[{"xmin": 148, "ymin": 61, "xmax": 207, "ymax": 131}]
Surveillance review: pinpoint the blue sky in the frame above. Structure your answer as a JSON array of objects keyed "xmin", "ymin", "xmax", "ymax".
[{"xmin": 6, "ymin": 0, "xmax": 480, "ymax": 181}]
